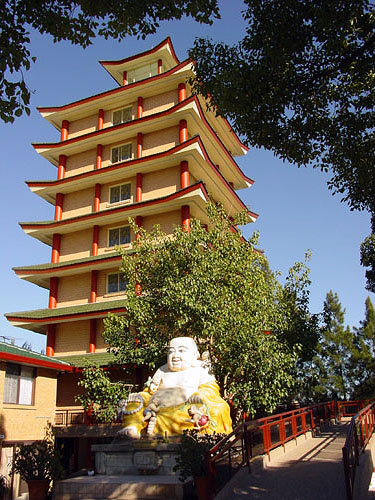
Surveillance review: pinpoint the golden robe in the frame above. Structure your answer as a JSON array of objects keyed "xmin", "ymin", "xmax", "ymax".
[{"xmin": 123, "ymin": 380, "xmax": 232, "ymax": 436}]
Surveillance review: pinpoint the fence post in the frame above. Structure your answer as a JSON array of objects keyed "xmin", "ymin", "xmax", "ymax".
[{"xmin": 342, "ymin": 446, "xmax": 353, "ymax": 500}]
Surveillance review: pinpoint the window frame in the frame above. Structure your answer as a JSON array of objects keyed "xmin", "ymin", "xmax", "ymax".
[
  {"xmin": 3, "ymin": 363, "xmax": 36, "ymax": 406},
  {"xmin": 112, "ymin": 106, "xmax": 133, "ymax": 126},
  {"xmin": 127, "ymin": 62, "xmax": 158, "ymax": 84},
  {"xmin": 106, "ymin": 272, "xmax": 128, "ymax": 294},
  {"xmin": 110, "ymin": 142, "xmax": 133, "ymax": 164},
  {"xmin": 108, "ymin": 182, "xmax": 132, "ymax": 205},
  {"xmin": 108, "ymin": 225, "xmax": 131, "ymax": 247}
]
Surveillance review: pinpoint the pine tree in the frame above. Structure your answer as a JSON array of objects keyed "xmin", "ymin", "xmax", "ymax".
[
  {"xmin": 351, "ymin": 297, "xmax": 375, "ymax": 399},
  {"xmin": 320, "ymin": 291, "xmax": 354, "ymax": 400}
]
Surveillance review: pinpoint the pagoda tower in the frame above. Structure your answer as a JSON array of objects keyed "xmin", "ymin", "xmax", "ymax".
[{"xmin": 5, "ymin": 38, "xmax": 256, "ymax": 421}]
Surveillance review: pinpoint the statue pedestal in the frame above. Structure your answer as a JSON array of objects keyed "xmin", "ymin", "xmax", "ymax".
[
  {"xmin": 92, "ymin": 439, "xmax": 181, "ymax": 476},
  {"xmin": 53, "ymin": 440, "xmax": 185, "ymax": 500}
]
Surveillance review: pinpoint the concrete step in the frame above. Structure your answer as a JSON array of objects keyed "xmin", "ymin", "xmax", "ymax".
[{"xmin": 53, "ymin": 474, "xmax": 184, "ymax": 500}]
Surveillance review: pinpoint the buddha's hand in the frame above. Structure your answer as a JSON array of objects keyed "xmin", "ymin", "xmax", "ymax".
[{"xmin": 187, "ymin": 394, "xmax": 205, "ymax": 405}]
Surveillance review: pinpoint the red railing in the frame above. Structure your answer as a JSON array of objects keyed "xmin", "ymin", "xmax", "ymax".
[
  {"xmin": 342, "ymin": 402, "xmax": 375, "ymax": 500},
  {"xmin": 205, "ymin": 401, "xmax": 338, "ymax": 498},
  {"xmin": 338, "ymin": 400, "xmax": 373, "ymax": 418}
]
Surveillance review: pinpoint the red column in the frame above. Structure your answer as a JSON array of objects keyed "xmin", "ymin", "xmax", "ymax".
[
  {"xmin": 90, "ymin": 270, "xmax": 98, "ymax": 303},
  {"xmin": 123, "ymin": 71, "xmax": 127, "ymax": 86},
  {"xmin": 158, "ymin": 59, "xmax": 163, "ymax": 74},
  {"xmin": 92, "ymin": 225, "xmax": 99, "ymax": 256},
  {"xmin": 179, "ymin": 120, "xmax": 188, "ymax": 143},
  {"xmin": 49, "ymin": 277, "xmax": 58, "ymax": 309},
  {"xmin": 98, "ymin": 109, "xmax": 104, "ymax": 130},
  {"xmin": 46, "ymin": 325, "xmax": 56, "ymax": 357},
  {"xmin": 96, "ymin": 144, "xmax": 102, "ymax": 169},
  {"xmin": 94, "ymin": 184, "xmax": 101, "ymax": 212},
  {"xmin": 229, "ymin": 182, "xmax": 234, "ymax": 189},
  {"xmin": 54, "ymin": 193, "xmax": 64, "ymax": 221},
  {"xmin": 137, "ymin": 133, "xmax": 143, "ymax": 159},
  {"xmin": 57, "ymin": 154, "xmax": 66, "ymax": 180},
  {"xmin": 136, "ymin": 173, "xmax": 143, "ymax": 202},
  {"xmin": 51, "ymin": 233, "xmax": 61, "ymax": 264},
  {"xmin": 61, "ymin": 120, "xmax": 69, "ymax": 141},
  {"xmin": 137, "ymin": 97, "xmax": 143, "ymax": 119},
  {"xmin": 216, "ymin": 164, "xmax": 220, "ymax": 171},
  {"xmin": 181, "ymin": 205, "xmax": 190, "ymax": 232},
  {"xmin": 178, "ymin": 83, "xmax": 186, "ymax": 102},
  {"xmin": 89, "ymin": 319, "xmax": 96, "ymax": 353},
  {"xmin": 180, "ymin": 161, "xmax": 189, "ymax": 189}
]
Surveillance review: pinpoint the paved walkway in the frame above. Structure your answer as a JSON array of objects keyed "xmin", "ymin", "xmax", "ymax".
[{"xmin": 216, "ymin": 421, "xmax": 351, "ymax": 500}]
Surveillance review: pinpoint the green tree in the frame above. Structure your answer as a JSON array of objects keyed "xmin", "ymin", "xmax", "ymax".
[
  {"xmin": 104, "ymin": 203, "xmax": 308, "ymax": 416},
  {"xmin": 76, "ymin": 364, "xmax": 129, "ymax": 423},
  {"xmin": 351, "ymin": 296, "xmax": 375, "ymax": 398},
  {"xmin": 190, "ymin": 1, "xmax": 375, "ymax": 287},
  {"xmin": 1, "ymin": 0, "xmax": 219, "ymax": 122},
  {"xmin": 280, "ymin": 254, "xmax": 322, "ymax": 401},
  {"xmin": 319, "ymin": 291, "xmax": 355, "ymax": 399}
]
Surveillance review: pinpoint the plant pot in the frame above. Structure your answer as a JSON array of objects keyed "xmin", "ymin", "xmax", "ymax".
[
  {"xmin": 194, "ymin": 476, "xmax": 209, "ymax": 500},
  {"xmin": 27, "ymin": 479, "xmax": 50, "ymax": 500}
]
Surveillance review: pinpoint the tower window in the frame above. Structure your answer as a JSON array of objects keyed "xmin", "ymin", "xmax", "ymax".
[
  {"xmin": 108, "ymin": 226, "xmax": 131, "ymax": 247},
  {"xmin": 107, "ymin": 273, "xmax": 128, "ymax": 294},
  {"xmin": 109, "ymin": 183, "xmax": 131, "ymax": 204},
  {"xmin": 113, "ymin": 107, "xmax": 132, "ymax": 126},
  {"xmin": 111, "ymin": 143, "xmax": 132, "ymax": 164}
]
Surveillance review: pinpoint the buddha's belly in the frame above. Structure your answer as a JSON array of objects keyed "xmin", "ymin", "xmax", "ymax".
[{"xmin": 149, "ymin": 387, "xmax": 192, "ymax": 408}]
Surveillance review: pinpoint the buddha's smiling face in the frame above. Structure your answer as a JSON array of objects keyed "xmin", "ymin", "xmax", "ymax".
[{"xmin": 167, "ymin": 337, "xmax": 198, "ymax": 372}]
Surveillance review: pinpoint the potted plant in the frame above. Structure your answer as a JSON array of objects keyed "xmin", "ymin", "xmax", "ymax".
[
  {"xmin": 174, "ymin": 430, "xmax": 224, "ymax": 500},
  {"xmin": 12, "ymin": 439, "xmax": 64, "ymax": 500}
]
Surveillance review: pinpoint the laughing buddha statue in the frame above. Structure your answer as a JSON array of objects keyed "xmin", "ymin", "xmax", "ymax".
[{"xmin": 118, "ymin": 337, "xmax": 232, "ymax": 438}]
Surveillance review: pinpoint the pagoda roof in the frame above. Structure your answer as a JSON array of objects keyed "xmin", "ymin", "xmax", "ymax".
[
  {"xmin": 100, "ymin": 37, "xmax": 180, "ymax": 85},
  {"xmin": 20, "ymin": 182, "xmax": 257, "ymax": 246},
  {"xmin": 0, "ymin": 342, "xmax": 72, "ymax": 371},
  {"xmin": 5, "ymin": 299, "xmax": 127, "ymax": 334},
  {"xmin": 33, "ymin": 96, "xmax": 247, "ymax": 170},
  {"xmin": 55, "ymin": 351, "xmax": 119, "ymax": 368},
  {"xmin": 37, "ymin": 58, "xmax": 192, "ymax": 130},
  {"xmin": 20, "ymin": 183, "xmax": 206, "ymax": 245},
  {"xmin": 27, "ymin": 136, "xmax": 253, "ymax": 203},
  {"xmin": 13, "ymin": 251, "xmax": 124, "ymax": 289}
]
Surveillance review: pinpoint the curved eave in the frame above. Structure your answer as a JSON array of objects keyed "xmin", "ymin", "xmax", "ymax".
[
  {"xmin": 33, "ymin": 96, "xmax": 250, "ymax": 189},
  {"xmin": 37, "ymin": 60, "xmax": 192, "ymax": 130},
  {"xmin": 100, "ymin": 37, "xmax": 180, "ymax": 86},
  {"xmin": 0, "ymin": 351, "xmax": 72, "ymax": 371},
  {"xmin": 5, "ymin": 300, "xmax": 127, "ymax": 335},
  {"xmin": 20, "ymin": 183, "xmax": 210, "ymax": 246},
  {"xmin": 27, "ymin": 136, "xmax": 253, "ymax": 203},
  {"xmin": 14, "ymin": 253, "xmax": 123, "ymax": 289},
  {"xmin": 197, "ymin": 95, "xmax": 249, "ymax": 156}
]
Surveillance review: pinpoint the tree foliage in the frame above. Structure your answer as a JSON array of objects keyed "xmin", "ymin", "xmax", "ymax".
[
  {"xmin": 76, "ymin": 364, "xmax": 129, "ymax": 423},
  {"xmin": 319, "ymin": 291, "xmax": 355, "ymax": 400},
  {"xmin": 190, "ymin": 0, "xmax": 375, "ymax": 289},
  {"xmin": 351, "ymin": 296, "xmax": 375, "ymax": 398},
  {"xmin": 103, "ymin": 203, "xmax": 314, "ymax": 416},
  {"xmin": 1, "ymin": 0, "xmax": 219, "ymax": 122}
]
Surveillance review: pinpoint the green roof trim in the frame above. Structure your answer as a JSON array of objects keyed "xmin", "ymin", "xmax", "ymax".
[
  {"xmin": 0, "ymin": 342, "xmax": 71, "ymax": 366},
  {"xmin": 6, "ymin": 299, "xmax": 126, "ymax": 320},
  {"xmin": 12, "ymin": 251, "xmax": 126, "ymax": 272},
  {"xmin": 55, "ymin": 351, "xmax": 119, "ymax": 367}
]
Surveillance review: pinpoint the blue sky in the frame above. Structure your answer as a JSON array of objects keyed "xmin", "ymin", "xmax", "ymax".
[{"xmin": 0, "ymin": 1, "xmax": 372, "ymax": 352}]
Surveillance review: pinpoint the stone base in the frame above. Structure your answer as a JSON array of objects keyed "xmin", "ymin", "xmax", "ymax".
[
  {"xmin": 53, "ymin": 474, "xmax": 184, "ymax": 500},
  {"xmin": 92, "ymin": 440, "xmax": 181, "ymax": 476}
]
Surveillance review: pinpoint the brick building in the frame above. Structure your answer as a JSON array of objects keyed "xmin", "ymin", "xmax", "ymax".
[{"xmin": 4, "ymin": 38, "xmax": 256, "ymax": 483}]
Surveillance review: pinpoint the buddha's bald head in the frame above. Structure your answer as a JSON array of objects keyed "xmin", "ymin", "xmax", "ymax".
[{"xmin": 167, "ymin": 337, "xmax": 199, "ymax": 372}]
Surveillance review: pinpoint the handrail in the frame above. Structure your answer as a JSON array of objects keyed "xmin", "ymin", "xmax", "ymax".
[
  {"xmin": 206, "ymin": 400, "xmax": 338, "ymax": 499},
  {"xmin": 342, "ymin": 401, "xmax": 375, "ymax": 500}
]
